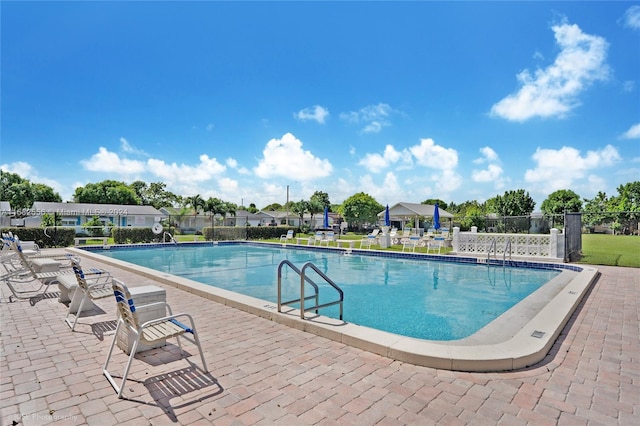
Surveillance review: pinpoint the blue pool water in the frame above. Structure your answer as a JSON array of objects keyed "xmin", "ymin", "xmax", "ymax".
[{"xmin": 96, "ymin": 244, "xmax": 560, "ymax": 341}]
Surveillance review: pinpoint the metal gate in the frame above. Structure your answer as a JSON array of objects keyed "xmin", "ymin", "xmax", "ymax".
[{"xmin": 564, "ymin": 212, "xmax": 582, "ymax": 262}]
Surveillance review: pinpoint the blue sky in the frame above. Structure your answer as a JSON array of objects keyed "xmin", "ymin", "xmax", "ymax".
[{"xmin": 2, "ymin": 1, "xmax": 639, "ymax": 211}]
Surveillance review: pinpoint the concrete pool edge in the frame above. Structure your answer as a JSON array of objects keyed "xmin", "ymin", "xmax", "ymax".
[{"xmin": 67, "ymin": 246, "xmax": 600, "ymax": 372}]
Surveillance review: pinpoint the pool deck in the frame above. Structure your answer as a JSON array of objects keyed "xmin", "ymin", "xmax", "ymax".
[{"xmin": 1, "ymin": 249, "xmax": 638, "ymax": 425}]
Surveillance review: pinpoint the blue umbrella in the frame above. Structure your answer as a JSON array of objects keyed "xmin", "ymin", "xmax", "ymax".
[
  {"xmin": 323, "ymin": 206, "xmax": 329, "ymax": 229},
  {"xmin": 433, "ymin": 202, "xmax": 441, "ymax": 230},
  {"xmin": 384, "ymin": 205, "xmax": 391, "ymax": 227}
]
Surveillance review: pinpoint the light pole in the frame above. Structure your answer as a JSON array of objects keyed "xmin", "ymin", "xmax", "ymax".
[{"xmin": 286, "ymin": 185, "xmax": 289, "ymax": 226}]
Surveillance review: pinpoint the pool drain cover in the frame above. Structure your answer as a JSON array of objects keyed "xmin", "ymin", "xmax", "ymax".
[{"xmin": 531, "ymin": 330, "xmax": 546, "ymax": 338}]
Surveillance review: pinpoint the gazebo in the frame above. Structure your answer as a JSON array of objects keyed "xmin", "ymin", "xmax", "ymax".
[{"xmin": 377, "ymin": 202, "xmax": 453, "ymax": 233}]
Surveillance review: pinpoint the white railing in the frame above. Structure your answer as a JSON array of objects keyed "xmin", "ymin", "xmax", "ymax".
[{"xmin": 452, "ymin": 227, "xmax": 564, "ymax": 260}]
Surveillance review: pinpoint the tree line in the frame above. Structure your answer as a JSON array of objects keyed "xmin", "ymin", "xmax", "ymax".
[{"xmin": 1, "ymin": 170, "xmax": 638, "ymax": 233}]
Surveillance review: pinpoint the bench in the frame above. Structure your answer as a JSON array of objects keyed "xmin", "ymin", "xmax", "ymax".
[{"xmin": 74, "ymin": 237, "xmax": 109, "ymax": 247}]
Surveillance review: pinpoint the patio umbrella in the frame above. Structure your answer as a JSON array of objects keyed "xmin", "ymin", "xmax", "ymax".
[
  {"xmin": 384, "ymin": 205, "xmax": 391, "ymax": 227},
  {"xmin": 433, "ymin": 203, "xmax": 441, "ymax": 231},
  {"xmin": 323, "ymin": 206, "xmax": 329, "ymax": 229}
]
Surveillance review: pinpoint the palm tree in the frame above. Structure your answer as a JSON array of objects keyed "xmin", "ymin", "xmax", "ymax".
[
  {"xmin": 307, "ymin": 199, "xmax": 324, "ymax": 229},
  {"xmin": 186, "ymin": 194, "xmax": 205, "ymax": 214},
  {"xmin": 291, "ymin": 200, "xmax": 308, "ymax": 229},
  {"xmin": 204, "ymin": 197, "xmax": 226, "ymax": 225}
]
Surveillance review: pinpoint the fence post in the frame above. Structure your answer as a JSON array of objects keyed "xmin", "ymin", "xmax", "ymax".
[
  {"xmin": 550, "ymin": 228, "xmax": 559, "ymax": 259},
  {"xmin": 452, "ymin": 227, "xmax": 460, "ymax": 252}
]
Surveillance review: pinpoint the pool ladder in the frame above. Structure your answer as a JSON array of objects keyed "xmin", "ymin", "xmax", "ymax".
[
  {"xmin": 163, "ymin": 232, "xmax": 178, "ymax": 245},
  {"xmin": 487, "ymin": 238, "xmax": 512, "ymax": 266},
  {"xmin": 277, "ymin": 260, "xmax": 344, "ymax": 320}
]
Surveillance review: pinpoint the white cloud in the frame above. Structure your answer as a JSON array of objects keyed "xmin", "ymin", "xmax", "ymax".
[
  {"xmin": 524, "ymin": 145, "xmax": 621, "ymax": 192},
  {"xmin": 81, "ymin": 147, "xmax": 147, "ymax": 173},
  {"xmin": 147, "ymin": 154, "xmax": 226, "ymax": 184},
  {"xmin": 226, "ymin": 158, "xmax": 238, "ymax": 168},
  {"xmin": 623, "ymin": 5, "xmax": 640, "ymax": 30},
  {"xmin": 621, "ymin": 123, "xmax": 640, "ymax": 139},
  {"xmin": 491, "ymin": 21, "xmax": 609, "ymax": 121},
  {"xmin": 358, "ymin": 145, "xmax": 411, "ymax": 173},
  {"xmin": 253, "ymin": 133, "xmax": 333, "ymax": 180},
  {"xmin": 120, "ymin": 137, "xmax": 148, "ymax": 156},
  {"xmin": 473, "ymin": 146, "xmax": 500, "ymax": 164},
  {"xmin": 340, "ymin": 103, "xmax": 394, "ymax": 133},
  {"xmin": 206, "ymin": 123, "xmax": 215, "ymax": 131},
  {"xmin": 294, "ymin": 105, "xmax": 330, "ymax": 124},
  {"xmin": 1, "ymin": 161, "xmax": 34, "ymax": 178},
  {"xmin": 409, "ymin": 138, "xmax": 458, "ymax": 170},
  {"xmin": 472, "ymin": 164, "xmax": 504, "ymax": 183}
]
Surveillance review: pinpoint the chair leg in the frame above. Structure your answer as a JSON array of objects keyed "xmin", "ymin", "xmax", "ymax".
[
  {"xmin": 65, "ymin": 290, "xmax": 88, "ymax": 331},
  {"xmin": 104, "ymin": 319, "xmax": 140, "ymax": 398},
  {"xmin": 190, "ymin": 327, "xmax": 208, "ymax": 372}
]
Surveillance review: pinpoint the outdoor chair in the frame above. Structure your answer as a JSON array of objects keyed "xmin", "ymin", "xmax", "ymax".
[
  {"xmin": 427, "ymin": 237, "xmax": 446, "ymax": 254},
  {"xmin": 360, "ymin": 234, "xmax": 378, "ymax": 249},
  {"xmin": 103, "ymin": 279, "xmax": 208, "ymax": 398},
  {"xmin": 64, "ymin": 259, "xmax": 113, "ymax": 331},
  {"xmin": 280, "ymin": 230, "xmax": 294, "ymax": 243},
  {"xmin": 402, "ymin": 235, "xmax": 421, "ymax": 252}
]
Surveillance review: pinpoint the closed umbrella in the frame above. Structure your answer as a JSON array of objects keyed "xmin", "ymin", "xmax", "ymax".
[
  {"xmin": 323, "ymin": 206, "xmax": 329, "ymax": 229},
  {"xmin": 433, "ymin": 203, "xmax": 441, "ymax": 231},
  {"xmin": 384, "ymin": 205, "xmax": 390, "ymax": 227}
]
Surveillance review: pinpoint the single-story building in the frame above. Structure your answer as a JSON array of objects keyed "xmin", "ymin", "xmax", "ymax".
[
  {"xmin": 1, "ymin": 201, "xmax": 11, "ymax": 227},
  {"xmin": 22, "ymin": 202, "xmax": 163, "ymax": 231},
  {"xmin": 378, "ymin": 202, "xmax": 454, "ymax": 231}
]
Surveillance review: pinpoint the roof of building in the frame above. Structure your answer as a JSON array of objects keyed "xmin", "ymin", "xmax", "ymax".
[{"xmin": 31, "ymin": 202, "xmax": 162, "ymax": 216}]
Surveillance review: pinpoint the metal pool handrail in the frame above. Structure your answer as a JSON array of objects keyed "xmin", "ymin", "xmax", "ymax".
[{"xmin": 277, "ymin": 260, "xmax": 344, "ymax": 321}]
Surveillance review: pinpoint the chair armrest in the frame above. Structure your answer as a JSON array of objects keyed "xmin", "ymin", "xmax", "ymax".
[{"xmin": 140, "ymin": 312, "xmax": 196, "ymax": 330}]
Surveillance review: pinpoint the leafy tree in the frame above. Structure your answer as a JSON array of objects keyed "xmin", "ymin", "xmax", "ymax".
[
  {"xmin": 31, "ymin": 183, "xmax": 62, "ymax": 203},
  {"xmin": 41, "ymin": 213, "xmax": 62, "ymax": 226},
  {"xmin": 338, "ymin": 192, "xmax": 384, "ymax": 230},
  {"xmin": 422, "ymin": 198, "xmax": 448, "ymax": 211},
  {"xmin": 0, "ymin": 170, "xmax": 61, "ymax": 213},
  {"xmin": 247, "ymin": 203, "xmax": 259, "ymax": 214},
  {"xmin": 609, "ymin": 181, "xmax": 640, "ymax": 235},
  {"xmin": 310, "ymin": 191, "xmax": 331, "ymax": 210},
  {"xmin": 262, "ymin": 203, "xmax": 283, "ymax": 211},
  {"xmin": 130, "ymin": 180, "xmax": 148, "ymax": 204},
  {"xmin": 583, "ymin": 191, "xmax": 610, "ymax": 229},
  {"xmin": 541, "ymin": 189, "xmax": 582, "ymax": 227},
  {"xmin": 82, "ymin": 215, "xmax": 112, "ymax": 237},
  {"xmin": 74, "ymin": 180, "xmax": 140, "ymax": 205},
  {"xmin": 541, "ymin": 190, "xmax": 582, "ymax": 215},
  {"xmin": 487, "ymin": 189, "xmax": 535, "ymax": 217},
  {"xmin": 146, "ymin": 182, "xmax": 178, "ymax": 209}
]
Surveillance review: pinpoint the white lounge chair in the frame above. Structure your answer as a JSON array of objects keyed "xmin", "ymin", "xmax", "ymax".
[
  {"xmin": 280, "ymin": 230, "xmax": 294, "ymax": 243},
  {"xmin": 402, "ymin": 235, "xmax": 421, "ymax": 252},
  {"xmin": 360, "ymin": 234, "xmax": 378, "ymax": 249},
  {"xmin": 427, "ymin": 237, "xmax": 446, "ymax": 254},
  {"xmin": 103, "ymin": 279, "xmax": 208, "ymax": 398},
  {"xmin": 64, "ymin": 259, "xmax": 113, "ymax": 331},
  {"xmin": 319, "ymin": 231, "xmax": 335, "ymax": 247}
]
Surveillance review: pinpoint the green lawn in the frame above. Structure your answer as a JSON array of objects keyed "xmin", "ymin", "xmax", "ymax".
[{"xmin": 578, "ymin": 234, "xmax": 640, "ymax": 268}]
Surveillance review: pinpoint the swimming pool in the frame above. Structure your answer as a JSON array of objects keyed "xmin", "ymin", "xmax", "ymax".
[
  {"xmin": 75, "ymin": 242, "xmax": 598, "ymax": 371},
  {"xmin": 93, "ymin": 243, "xmax": 559, "ymax": 341}
]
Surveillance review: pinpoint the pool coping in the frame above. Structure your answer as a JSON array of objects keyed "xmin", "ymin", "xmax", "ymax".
[{"xmin": 68, "ymin": 243, "xmax": 600, "ymax": 372}]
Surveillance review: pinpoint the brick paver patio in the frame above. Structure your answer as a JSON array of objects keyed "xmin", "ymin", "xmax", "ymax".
[{"xmin": 1, "ymin": 252, "xmax": 638, "ymax": 425}]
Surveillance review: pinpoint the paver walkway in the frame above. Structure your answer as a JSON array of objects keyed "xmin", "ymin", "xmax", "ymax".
[{"xmin": 1, "ymin": 253, "xmax": 638, "ymax": 425}]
